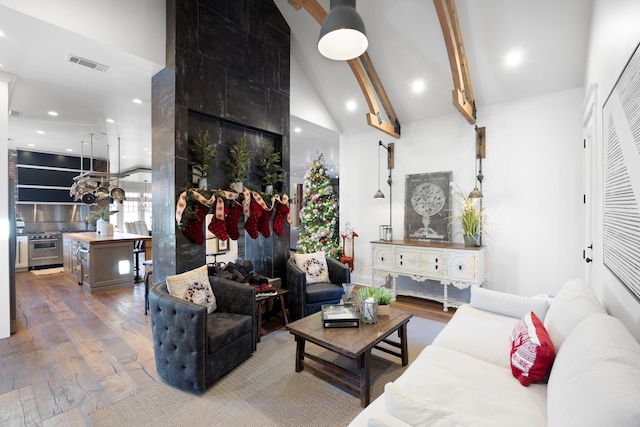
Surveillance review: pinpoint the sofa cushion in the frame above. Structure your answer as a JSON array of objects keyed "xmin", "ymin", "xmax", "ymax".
[
  {"xmin": 206, "ymin": 312, "xmax": 253, "ymax": 354},
  {"xmin": 387, "ymin": 345, "xmax": 548, "ymax": 427},
  {"xmin": 547, "ymin": 314, "xmax": 640, "ymax": 427},
  {"xmin": 166, "ymin": 265, "xmax": 217, "ymax": 314},
  {"xmin": 305, "ymin": 282, "xmax": 344, "ymax": 303},
  {"xmin": 431, "ymin": 304, "xmax": 519, "ymax": 368},
  {"xmin": 543, "ymin": 279, "xmax": 606, "ymax": 350},
  {"xmin": 294, "ymin": 251, "xmax": 330, "ymax": 284},
  {"xmin": 510, "ymin": 311, "xmax": 555, "ymax": 386},
  {"xmin": 470, "ymin": 286, "xmax": 550, "ymax": 321}
]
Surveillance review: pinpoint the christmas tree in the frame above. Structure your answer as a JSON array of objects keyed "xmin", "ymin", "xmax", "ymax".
[{"xmin": 297, "ymin": 154, "xmax": 341, "ymax": 258}]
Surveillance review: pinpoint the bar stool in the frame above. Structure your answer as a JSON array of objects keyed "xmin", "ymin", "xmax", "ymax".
[{"xmin": 143, "ymin": 260, "xmax": 153, "ymax": 315}]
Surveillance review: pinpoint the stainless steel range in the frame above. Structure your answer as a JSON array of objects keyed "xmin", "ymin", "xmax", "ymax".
[{"xmin": 28, "ymin": 231, "xmax": 63, "ymax": 269}]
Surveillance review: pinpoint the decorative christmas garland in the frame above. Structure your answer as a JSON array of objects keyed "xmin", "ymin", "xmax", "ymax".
[{"xmin": 175, "ymin": 187, "xmax": 292, "ymax": 244}]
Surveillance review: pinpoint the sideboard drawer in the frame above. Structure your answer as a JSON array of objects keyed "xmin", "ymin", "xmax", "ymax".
[
  {"xmin": 447, "ymin": 251, "xmax": 477, "ymax": 281},
  {"xmin": 395, "ymin": 248, "xmax": 444, "ymax": 275},
  {"xmin": 371, "ymin": 244, "xmax": 393, "ymax": 270}
]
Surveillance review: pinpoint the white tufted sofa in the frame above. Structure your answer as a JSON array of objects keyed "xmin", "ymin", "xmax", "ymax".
[{"xmin": 349, "ymin": 279, "xmax": 640, "ymax": 427}]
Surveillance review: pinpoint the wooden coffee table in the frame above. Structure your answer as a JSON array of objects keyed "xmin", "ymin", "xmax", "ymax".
[{"xmin": 286, "ymin": 307, "xmax": 413, "ymax": 407}]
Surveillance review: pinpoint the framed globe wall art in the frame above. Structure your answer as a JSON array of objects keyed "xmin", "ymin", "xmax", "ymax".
[{"xmin": 404, "ymin": 171, "xmax": 452, "ymax": 242}]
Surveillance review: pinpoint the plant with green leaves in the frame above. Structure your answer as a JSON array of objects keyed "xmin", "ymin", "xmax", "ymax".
[
  {"xmin": 449, "ymin": 184, "xmax": 487, "ymax": 245},
  {"xmin": 90, "ymin": 207, "xmax": 118, "ymax": 222},
  {"xmin": 224, "ymin": 137, "xmax": 251, "ymax": 184},
  {"xmin": 256, "ymin": 145, "xmax": 285, "ymax": 186},
  {"xmin": 189, "ymin": 130, "xmax": 216, "ymax": 181},
  {"xmin": 357, "ymin": 286, "xmax": 394, "ymax": 305}
]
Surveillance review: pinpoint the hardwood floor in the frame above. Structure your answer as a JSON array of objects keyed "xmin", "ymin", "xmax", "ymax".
[{"xmin": 1, "ymin": 273, "xmax": 454, "ymax": 427}]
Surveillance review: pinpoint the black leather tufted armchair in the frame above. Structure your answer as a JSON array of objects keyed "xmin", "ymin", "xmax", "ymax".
[
  {"xmin": 149, "ymin": 276, "xmax": 257, "ymax": 393},
  {"xmin": 285, "ymin": 257, "xmax": 350, "ymax": 321}
]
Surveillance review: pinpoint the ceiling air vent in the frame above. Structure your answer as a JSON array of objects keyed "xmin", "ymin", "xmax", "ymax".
[
  {"xmin": 66, "ymin": 55, "xmax": 109, "ymax": 72},
  {"xmin": 8, "ymin": 110, "xmax": 22, "ymax": 117}
]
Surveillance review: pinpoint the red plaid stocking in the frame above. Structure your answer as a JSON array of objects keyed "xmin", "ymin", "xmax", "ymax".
[
  {"xmin": 182, "ymin": 202, "xmax": 209, "ymax": 245},
  {"xmin": 225, "ymin": 201, "xmax": 244, "ymax": 240},
  {"xmin": 273, "ymin": 201, "xmax": 290, "ymax": 236}
]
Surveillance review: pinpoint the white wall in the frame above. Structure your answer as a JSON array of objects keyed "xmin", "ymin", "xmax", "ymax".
[
  {"xmin": 584, "ymin": 0, "xmax": 640, "ymax": 340},
  {"xmin": 341, "ymin": 88, "xmax": 585, "ymax": 299},
  {"xmin": 0, "ymin": 0, "xmax": 165, "ymax": 65}
]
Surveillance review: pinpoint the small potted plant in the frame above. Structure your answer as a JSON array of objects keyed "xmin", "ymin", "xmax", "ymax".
[
  {"xmin": 91, "ymin": 207, "xmax": 118, "ymax": 236},
  {"xmin": 189, "ymin": 130, "xmax": 216, "ymax": 190},
  {"xmin": 224, "ymin": 137, "xmax": 251, "ymax": 193},
  {"xmin": 357, "ymin": 286, "xmax": 394, "ymax": 316},
  {"xmin": 256, "ymin": 145, "xmax": 285, "ymax": 194},
  {"xmin": 451, "ymin": 186, "xmax": 486, "ymax": 246}
]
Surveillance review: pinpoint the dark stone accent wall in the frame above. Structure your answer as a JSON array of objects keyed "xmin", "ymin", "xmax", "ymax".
[{"xmin": 152, "ymin": 0, "xmax": 290, "ymax": 283}]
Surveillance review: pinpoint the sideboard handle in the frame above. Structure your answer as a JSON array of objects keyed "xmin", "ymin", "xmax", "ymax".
[
  {"xmin": 381, "ymin": 257, "xmax": 384, "ymax": 261},
  {"xmin": 458, "ymin": 265, "xmax": 462, "ymax": 270},
  {"xmin": 435, "ymin": 258, "xmax": 438, "ymax": 262}
]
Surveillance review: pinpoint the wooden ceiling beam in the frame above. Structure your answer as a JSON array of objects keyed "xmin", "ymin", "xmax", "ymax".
[
  {"xmin": 434, "ymin": 0, "xmax": 476, "ymax": 124},
  {"xmin": 288, "ymin": 0, "xmax": 401, "ymax": 138}
]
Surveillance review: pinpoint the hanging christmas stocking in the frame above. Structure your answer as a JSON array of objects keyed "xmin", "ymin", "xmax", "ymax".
[
  {"xmin": 207, "ymin": 197, "xmax": 229, "ymax": 241},
  {"xmin": 226, "ymin": 201, "xmax": 244, "ymax": 240},
  {"xmin": 258, "ymin": 207, "xmax": 273, "ymax": 238},
  {"xmin": 244, "ymin": 198, "xmax": 263, "ymax": 239},
  {"xmin": 273, "ymin": 196, "xmax": 291, "ymax": 236},
  {"xmin": 182, "ymin": 202, "xmax": 209, "ymax": 245}
]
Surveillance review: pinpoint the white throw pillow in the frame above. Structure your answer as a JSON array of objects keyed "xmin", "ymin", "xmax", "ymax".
[
  {"xmin": 543, "ymin": 279, "xmax": 606, "ymax": 350},
  {"xmin": 470, "ymin": 286, "xmax": 550, "ymax": 321},
  {"xmin": 166, "ymin": 265, "xmax": 217, "ymax": 314},
  {"xmin": 294, "ymin": 251, "xmax": 330, "ymax": 284},
  {"xmin": 547, "ymin": 314, "xmax": 640, "ymax": 427}
]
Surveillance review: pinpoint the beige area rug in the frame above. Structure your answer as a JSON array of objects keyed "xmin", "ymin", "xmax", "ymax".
[
  {"xmin": 90, "ymin": 316, "xmax": 446, "ymax": 427},
  {"xmin": 30, "ymin": 267, "xmax": 64, "ymax": 275}
]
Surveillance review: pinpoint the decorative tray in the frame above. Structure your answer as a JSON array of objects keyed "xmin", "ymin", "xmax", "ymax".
[{"xmin": 321, "ymin": 304, "xmax": 360, "ymax": 328}]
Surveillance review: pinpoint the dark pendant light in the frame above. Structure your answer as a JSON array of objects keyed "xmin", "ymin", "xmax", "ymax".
[{"xmin": 318, "ymin": 0, "xmax": 368, "ymax": 61}]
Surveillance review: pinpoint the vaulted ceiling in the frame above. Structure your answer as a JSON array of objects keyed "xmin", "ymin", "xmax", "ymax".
[{"xmin": 1, "ymin": 0, "xmax": 594, "ymax": 180}]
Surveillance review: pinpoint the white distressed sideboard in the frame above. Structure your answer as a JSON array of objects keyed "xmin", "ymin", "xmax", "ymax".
[{"xmin": 371, "ymin": 240, "xmax": 486, "ymax": 311}]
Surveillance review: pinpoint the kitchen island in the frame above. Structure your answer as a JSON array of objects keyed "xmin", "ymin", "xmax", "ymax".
[{"xmin": 63, "ymin": 232, "xmax": 151, "ymax": 294}]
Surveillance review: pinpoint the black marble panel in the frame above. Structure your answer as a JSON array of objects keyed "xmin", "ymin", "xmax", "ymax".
[
  {"xmin": 266, "ymin": 88, "xmax": 290, "ymax": 136},
  {"xmin": 199, "ymin": 5, "xmax": 246, "ymax": 74},
  {"xmin": 182, "ymin": 54, "xmax": 227, "ymax": 118},
  {"xmin": 226, "ymin": 71, "xmax": 266, "ymax": 129}
]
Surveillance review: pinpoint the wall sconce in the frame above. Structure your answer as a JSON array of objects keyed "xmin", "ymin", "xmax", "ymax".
[
  {"xmin": 469, "ymin": 126, "xmax": 485, "ymax": 199},
  {"xmin": 373, "ymin": 141, "xmax": 394, "ymax": 239},
  {"xmin": 318, "ymin": 0, "xmax": 368, "ymax": 61}
]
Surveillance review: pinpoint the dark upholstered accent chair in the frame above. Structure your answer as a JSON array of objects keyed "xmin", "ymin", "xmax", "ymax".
[
  {"xmin": 285, "ymin": 257, "xmax": 350, "ymax": 321},
  {"xmin": 149, "ymin": 276, "xmax": 256, "ymax": 393}
]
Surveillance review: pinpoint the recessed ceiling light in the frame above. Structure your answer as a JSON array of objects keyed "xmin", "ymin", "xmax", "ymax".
[
  {"xmin": 48, "ymin": 111, "xmax": 58, "ymax": 116},
  {"xmin": 412, "ymin": 80, "xmax": 425, "ymax": 93},
  {"xmin": 346, "ymin": 100, "xmax": 357, "ymax": 111},
  {"xmin": 142, "ymin": 148, "xmax": 148, "ymax": 151},
  {"xmin": 66, "ymin": 148, "xmax": 73, "ymax": 152},
  {"xmin": 122, "ymin": 156, "xmax": 127, "ymax": 159},
  {"xmin": 505, "ymin": 50, "xmax": 523, "ymax": 68},
  {"xmin": 0, "ymin": 30, "xmax": 5, "ymax": 37},
  {"xmin": 106, "ymin": 118, "xmax": 115, "ymax": 123},
  {"xmin": 294, "ymin": 127, "xmax": 301, "ymax": 133},
  {"xmin": 27, "ymin": 144, "xmax": 35, "ymax": 147},
  {"xmin": 132, "ymin": 99, "xmax": 142, "ymax": 104},
  {"xmin": 36, "ymin": 130, "xmax": 44, "ymax": 134}
]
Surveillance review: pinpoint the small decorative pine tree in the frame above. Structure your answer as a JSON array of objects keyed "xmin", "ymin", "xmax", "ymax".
[
  {"xmin": 224, "ymin": 137, "xmax": 251, "ymax": 185},
  {"xmin": 256, "ymin": 145, "xmax": 285, "ymax": 187},
  {"xmin": 189, "ymin": 130, "xmax": 216, "ymax": 181},
  {"xmin": 297, "ymin": 154, "xmax": 341, "ymax": 259}
]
